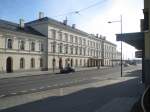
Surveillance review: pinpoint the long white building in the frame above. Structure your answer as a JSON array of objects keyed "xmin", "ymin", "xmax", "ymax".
[{"xmin": 0, "ymin": 13, "xmax": 119, "ymax": 73}]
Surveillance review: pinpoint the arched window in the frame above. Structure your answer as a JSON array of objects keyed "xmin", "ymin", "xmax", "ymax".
[
  {"xmin": 20, "ymin": 40, "xmax": 25, "ymax": 50},
  {"xmin": 20, "ymin": 58, "xmax": 25, "ymax": 69},
  {"xmin": 40, "ymin": 58, "xmax": 43, "ymax": 68},
  {"xmin": 7, "ymin": 39, "xmax": 13, "ymax": 49},
  {"xmin": 31, "ymin": 58, "xmax": 35, "ymax": 68}
]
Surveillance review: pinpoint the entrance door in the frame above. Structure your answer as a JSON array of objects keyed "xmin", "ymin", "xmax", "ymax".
[{"xmin": 6, "ymin": 57, "xmax": 13, "ymax": 73}]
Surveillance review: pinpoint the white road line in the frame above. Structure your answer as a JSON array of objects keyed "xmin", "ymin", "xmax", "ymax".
[
  {"xmin": 53, "ymin": 84, "xmax": 58, "ymax": 87},
  {"xmin": 59, "ymin": 83, "xmax": 64, "ymax": 86},
  {"xmin": 30, "ymin": 88, "xmax": 36, "ymax": 91},
  {"xmin": 20, "ymin": 90, "xmax": 27, "ymax": 93},
  {"xmin": 10, "ymin": 93, "xmax": 17, "ymax": 95},
  {"xmin": 47, "ymin": 85, "xmax": 51, "ymax": 88},
  {"xmin": 0, "ymin": 94, "xmax": 5, "ymax": 98},
  {"xmin": 39, "ymin": 86, "xmax": 45, "ymax": 89}
]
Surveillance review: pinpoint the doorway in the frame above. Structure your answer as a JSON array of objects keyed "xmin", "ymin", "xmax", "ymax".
[{"xmin": 6, "ymin": 57, "xmax": 13, "ymax": 73}]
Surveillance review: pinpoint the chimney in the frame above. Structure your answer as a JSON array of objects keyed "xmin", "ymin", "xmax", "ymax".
[
  {"xmin": 19, "ymin": 19, "xmax": 25, "ymax": 28},
  {"xmin": 96, "ymin": 34, "xmax": 99, "ymax": 38},
  {"xmin": 72, "ymin": 24, "xmax": 76, "ymax": 28},
  {"xmin": 63, "ymin": 17, "xmax": 68, "ymax": 25},
  {"xmin": 39, "ymin": 12, "xmax": 44, "ymax": 19},
  {"xmin": 63, "ymin": 20, "xmax": 67, "ymax": 25}
]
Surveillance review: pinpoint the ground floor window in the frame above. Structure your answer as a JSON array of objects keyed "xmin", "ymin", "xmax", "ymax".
[
  {"xmin": 40, "ymin": 58, "xmax": 43, "ymax": 68},
  {"xmin": 20, "ymin": 58, "xmax": 25, "ymax": 69},
  {"xmin": 31, "ymin": 58, "xmax": 35, "ymax": 68}
]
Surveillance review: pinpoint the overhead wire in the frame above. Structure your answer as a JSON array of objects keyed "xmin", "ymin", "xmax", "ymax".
[{"xmin": 53, "ymin": 0, "xmax": 108, "ymax": 17}]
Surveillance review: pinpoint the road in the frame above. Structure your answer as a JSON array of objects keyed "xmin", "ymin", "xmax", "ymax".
[{"xmin": 0, "ymin": 65, "xmax": 141, "ymax": 98}]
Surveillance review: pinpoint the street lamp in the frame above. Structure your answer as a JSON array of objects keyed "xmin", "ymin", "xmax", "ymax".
[{"xmin": 108, "ymin": 15, "xmax": 123, "ymax": 77}]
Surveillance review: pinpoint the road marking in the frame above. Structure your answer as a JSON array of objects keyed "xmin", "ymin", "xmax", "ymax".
[
  {"xmin": 30, "ymin": 88, "xmax": 37, "ymax": 91},
  {"xmin": 47, "ymin": 85, "xmax": 51, "ymax": 88},
  {"xmin": 10, "ymin": 93, "xmax": 17, "ymax": 95},
  {"xmin": 0, "ymin": 94, "xmax": 5, "ymax": 98},
  {"xmin": 53, "ymin": 84, "xmax": 58, "ymax": 87},
  {"xmin": 39, "ymin": 86, "xmax": 45, "ymax": 89},
  {"xmin": 59, "ymin": 83, "xmax": 64, "ymax": 86},
  {"xmin": 20, "ymin": 90, "xmax": 27, "ymax": 93}
]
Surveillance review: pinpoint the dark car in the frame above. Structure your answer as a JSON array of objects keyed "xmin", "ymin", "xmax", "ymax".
[{"xmin": 60, "ymin": 67, "xmax": 75, "ymax": 74}]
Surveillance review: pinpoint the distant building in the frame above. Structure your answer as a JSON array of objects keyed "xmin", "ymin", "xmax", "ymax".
[{"xmin": 0, "ymin": 13, "xmax": 119, "ymax": 73}]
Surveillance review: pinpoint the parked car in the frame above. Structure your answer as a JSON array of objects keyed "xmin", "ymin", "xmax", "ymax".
[
  {"xmin": 124, "ymin": 63, "xmax": 129, "ymax": 67},
  {"xmin": 60, "ymin": 67, "xmax": 75, "ymax": 74}
]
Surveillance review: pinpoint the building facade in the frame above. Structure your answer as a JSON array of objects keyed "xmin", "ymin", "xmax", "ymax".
[{"xmin": 0, "ymin": 15, "xmax": 119, "ymax": 73}]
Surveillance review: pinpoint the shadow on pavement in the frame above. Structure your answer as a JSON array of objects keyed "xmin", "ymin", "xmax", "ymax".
[{"xmin": 0, "ymin": 71, "xmax": 144, "ymax": 112}]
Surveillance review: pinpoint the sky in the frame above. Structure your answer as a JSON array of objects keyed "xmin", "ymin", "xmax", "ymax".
[{"xmin": 0, "ymin": 0, "xmax": 144, "ymax": 59}]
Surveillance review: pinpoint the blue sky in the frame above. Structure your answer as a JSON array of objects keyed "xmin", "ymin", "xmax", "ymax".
[{"xmin": 0, "ymin": 0, "xmax": 144, "ymax": 59}]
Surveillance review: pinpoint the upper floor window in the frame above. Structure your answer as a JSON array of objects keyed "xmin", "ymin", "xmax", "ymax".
[
  {"xmin": 20, "ymin": 40, "xmax": 25, "ymax": 50},
  {"xmin": 51, "ymin": 29, "xmax": 56, "ymax": 39},
  {"xmin": 79, "ymin": 37, "xmax": 82, "ymax": 45},
  {"xmin": 70, "ymin": 45, "xmax": 73, "ymax": 54},
  {"xmin": 79, "ymin": 47, "xmax": 82, "ymax": 55},
  {"xmin": 75, "ymin": 36, "xmax": 78, "ymax": 43},
  {"xmin": 31, "ymin": 42, "xmax": 35, "ymax": 51},
  {"xmin": 59, "ymin": 43, "xmax": 63, "ymax": 53},
  {"xmin": 65, "ymin": 44, "xmax": 68, "ymax": 54},
  {"xmin": 7, "ymin": 39, "xmax": 13, "ymax": 49},
  {"xmin": 75, "ymin": 46, "xmax": 78, "ymax": 55},
  {"xmin": 64, "ymin": 33, "xmax": 68, "ymax": 42},
  {"xmin": 83, "ymin": 39, "xmax": 86, "ymax": 46},
  {"xmin": 39, "ymin": 42, "xmax": 44, "ymax": 52},
  {"xmin": 58, "ymin": 32, "xmax": 62, "ymax": 41},
  {"xmin": 70, "ymin": 35, "xmax": 73, "ymax": 43},
  {"xmin": 83, "ymin": 48, "xmax": 86, "ymax": 56}
]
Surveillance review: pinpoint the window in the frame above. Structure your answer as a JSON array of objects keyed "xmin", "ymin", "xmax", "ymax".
[
  {"xmin": 70, "ymin": 35, "xmax": 73, "ymax": 43},
  {"xmin": 79, "ymin": 47, "xmax": 82, "ymax": 55},
  {"xmin": 51, "ymin": 29, "xmax": 56, "ymax": 39},
  {"xmin": 20, "ymin": 40, "xmax": 25, "ymax": 50},
  {"xmin": 31, "ymin": 42, "xmax": 35, "ymax": 51},
  {"xmin": 7, "ymin": 39, "xmax": 13, "ymax": 49},
  {"xmin": 40, "ymin": 58, "xmax": 43, "ymax": 68},
  {"xmin": 59, "ymin": 43, "xmax": 63, "ymax": 53},
  {"xmin": 75, "ymin": 36, "xmax": 78, "ymax": 43},
  {"xmin": 65, "ymin": 44, "xmax": 68, "ymax": 54},
  {"xmin": 70, "ymin": 45, "xmax": 73, "ymax": 54},
  {"xmin": 20, "ymin": 58, "xmax": 25, "ymax": 69},
  {"xmin": 75, "ymin": 59, "xmax": 78, "ymax": 66},
  {"xmin": 31, "ymin": 58, "xmax": 35, "ymax": 68},
  {"xmin": 83, "ymin": 48, "xmax": 86, "ymax": 56},
  {"xmin": 58, "ymin": 31, "xmax": 62, "ymax": 41},
  {"xmin": 83, "ymin": 39, "xmax": 86, "ymax": 46},
  {"xmin": 64, "ymin": 33, "xmax": 68, "ymax": 42},
  {"xmin": 75, "ymin": 46, "xmax": 78, "ymax": 55},
  {"xmin": 80, "ymin": 59, "xmax": 82, "ymax": 66},
  {"xmin": 79, "ymin": 37, "xmax": 82, "ymax": 45},
  {"xmin": 40, "ymin": 42, "xmax": 44, "ymax": 52},
  {"xmin": 51, "ymin": 42, "xmax": 56, "ymax": 53}
]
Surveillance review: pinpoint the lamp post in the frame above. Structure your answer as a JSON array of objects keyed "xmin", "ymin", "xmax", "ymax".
[{"xmin": 108, "ymin": 15, "xmax": 123, "ymax": 77}]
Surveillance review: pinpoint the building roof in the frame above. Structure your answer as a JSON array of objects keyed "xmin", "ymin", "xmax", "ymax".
[
  {"xmin": 0, "ymin": 19, "xmax": 45, "ymax": 37},
  {"xmin": 26, "ymin": 17, "xmax": 90, "ymax": 36}
]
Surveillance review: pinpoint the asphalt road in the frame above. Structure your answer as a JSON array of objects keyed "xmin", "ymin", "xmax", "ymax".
[{"xmin": 0, "ymin": 65, "xmax": 141, "ymax": 98}]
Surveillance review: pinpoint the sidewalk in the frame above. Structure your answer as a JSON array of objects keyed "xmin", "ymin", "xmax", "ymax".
[{"xmin": 0, "ymin": 66, "xmax": 110, "ymax": 79}]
